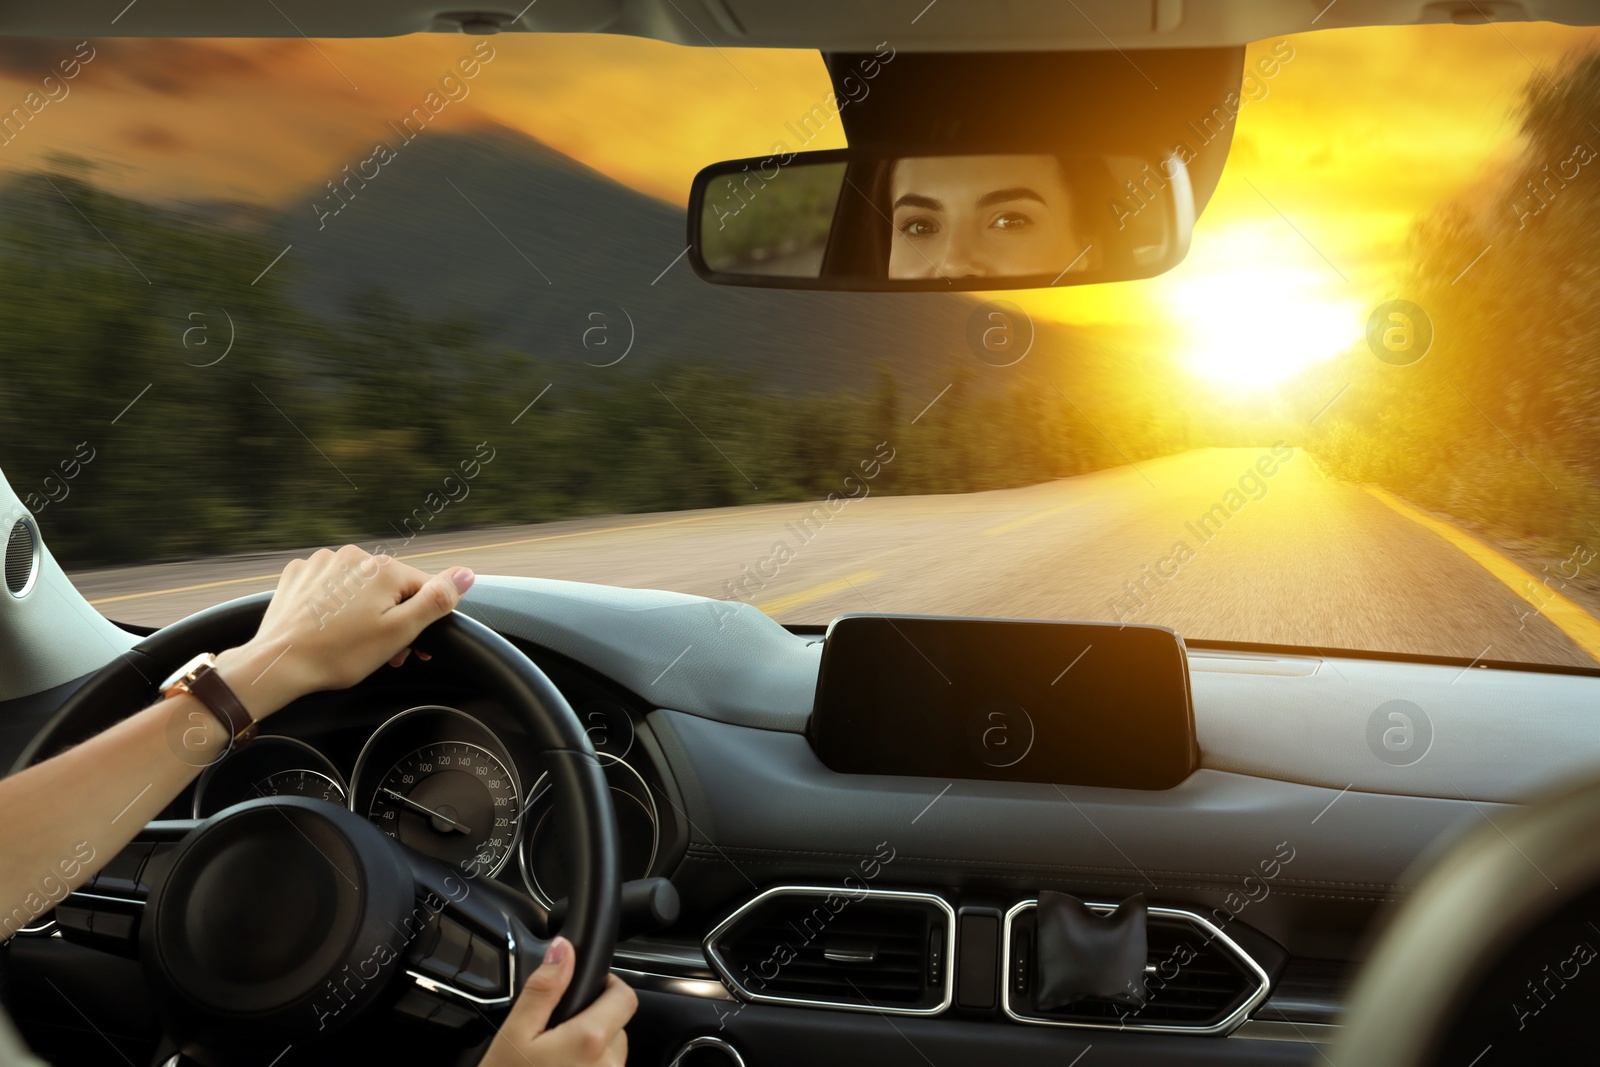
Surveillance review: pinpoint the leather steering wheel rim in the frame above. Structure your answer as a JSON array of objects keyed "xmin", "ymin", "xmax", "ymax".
[
  {"xmin": 16, "ymin": 591, "xmax": 621, "ymax": 1032},
  {"xmin": 1333, "ymin": 775, "xmax": 1600, "ymax": 1065}
]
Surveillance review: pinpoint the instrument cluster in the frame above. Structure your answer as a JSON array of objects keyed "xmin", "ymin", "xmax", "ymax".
[{"xmin": 193, "ymin": 690, "xmax": 666, "ymax": 898}]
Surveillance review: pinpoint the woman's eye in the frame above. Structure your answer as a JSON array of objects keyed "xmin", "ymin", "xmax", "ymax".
[
  {"xmin": 991, "ymin": 211, "xmax": 1034, "ymax": 231},
  {"xmin": 898, "ymin": 216, "xmax": 939, "ymax": 237}
]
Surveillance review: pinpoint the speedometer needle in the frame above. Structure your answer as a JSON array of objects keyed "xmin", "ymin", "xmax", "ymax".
[{"xmin": 382, "ymin": 788, "xmax": 473, "ymax": 835}]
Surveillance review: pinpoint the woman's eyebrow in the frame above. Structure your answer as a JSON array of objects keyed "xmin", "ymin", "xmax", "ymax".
[
  {"xmin": 893, "ymin": 193, "xmax": 943, "ymax": 211},
  {"xmin": 975, "ymin": 186, "xmax": 1046, "ymax": 208}
]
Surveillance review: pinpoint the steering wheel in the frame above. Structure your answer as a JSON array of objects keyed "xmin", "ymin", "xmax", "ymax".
[
  {"xmin": 16, "ymin": 592, "xmax": 621, "ymax": 1065},
  {"xmin": 1333, "ymin": 775, "xmax": 1600, "ymax": 1065}
]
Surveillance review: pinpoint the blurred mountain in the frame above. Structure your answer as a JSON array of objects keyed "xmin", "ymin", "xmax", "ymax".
[{"xmin": 276, "ymin": 125, "xmax": 1090, "ymax": 397}]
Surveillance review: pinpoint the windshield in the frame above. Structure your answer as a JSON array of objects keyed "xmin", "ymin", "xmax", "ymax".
[{"xmin": 1, "ymin": 26, "xmax": 1597, "ymax": 670}]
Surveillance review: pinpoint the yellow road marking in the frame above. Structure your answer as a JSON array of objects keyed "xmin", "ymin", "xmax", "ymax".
[
  {"xmin": 85, "ymin": 511, "xmax": 746, "ymax": 607},
  {"xmin": 755, "ymin": 570, "xmax": 882, "ymax": 617},
  {"xmin": 87, "ymin": 573, "xmax": 284, "ymax": 607},
  {"xmin": 1364, "ymin": 486, "xmax": 1600, "ymax": 664},
  {"xmin": 983, "ymin": 502, "xmax": 1076, "ymax": 537}
]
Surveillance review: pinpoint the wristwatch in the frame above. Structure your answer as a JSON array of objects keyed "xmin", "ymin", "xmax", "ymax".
[{"xmin": 159, "ymin": 652, "xmax": 259, "ymax": 752}]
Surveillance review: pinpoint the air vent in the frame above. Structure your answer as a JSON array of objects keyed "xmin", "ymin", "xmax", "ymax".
[
  {"xmin": 705, "ymin": 886, "xmax": 954, "ymax": 1015},
  {"xmin": 5, "ymin": 517, "xmax": 39, "ymax": 597},
  {"xmin": 1003, "ymin": 900, "xmax": 1269, "ymax": 1034}
]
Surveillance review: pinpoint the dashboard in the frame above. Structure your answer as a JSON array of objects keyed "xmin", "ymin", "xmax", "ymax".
[{"xmin": 9, "ymin": 574, "xmax": 1600, "ymax": 1066}]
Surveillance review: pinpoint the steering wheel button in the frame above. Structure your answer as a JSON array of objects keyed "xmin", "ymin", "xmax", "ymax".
[
  {"xmin": 393, "ymin": 986, "xmax": 477, "ymax": 1031},
  {"xmin": 393, "ymin": 987, "xmax": 444, "ymax": 1023},
  {"xmin": 92, "ymin": 842, "xmax": 153, "ymax": 896},
  {"xmin": 454, "ymin": 934, "xmax": 506, "ymax": 996},
  {"xmin": 55, "ymin": 904, "xmax": 94, "ymax": 938},
  {"xmin": 138, "ymin": 843, "xmax": 178, "ymax": 895},
  {"xmin": 94, "ymin": 909, "xmax": 137, "ymax": 943},
  {"xmin": 419, "ymin": 914, "xmax": 475, "ymax": 978}
]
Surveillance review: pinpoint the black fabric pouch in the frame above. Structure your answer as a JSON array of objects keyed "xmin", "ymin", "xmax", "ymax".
[{"xmin": 1035, "ymin": 890, "xmax": 1149, "ymax": 1010}]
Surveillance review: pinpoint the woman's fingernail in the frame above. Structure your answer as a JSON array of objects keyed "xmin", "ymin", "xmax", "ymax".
[
  {"xmin": 451, "ymin": 567, "xmax": 475, "ymax": 593},
  {"xmin": 543, "ymin": 936, "xmax": 570, "ymax": 968}
]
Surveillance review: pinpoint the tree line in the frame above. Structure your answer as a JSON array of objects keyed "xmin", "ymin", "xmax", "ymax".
[{"xmin": 1302, "ymin": 46, "xmax": 1600, "ymax": 556}]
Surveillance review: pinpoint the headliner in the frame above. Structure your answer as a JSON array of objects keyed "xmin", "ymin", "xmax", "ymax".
[{"xmin": 0, "ymin": 0, "xmax": 1597, "ymax": 48}]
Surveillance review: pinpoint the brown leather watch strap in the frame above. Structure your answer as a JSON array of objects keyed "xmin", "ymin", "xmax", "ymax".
[{"xmin": 187, "ymin": 664, "xmax": 259, "ymax": 752}]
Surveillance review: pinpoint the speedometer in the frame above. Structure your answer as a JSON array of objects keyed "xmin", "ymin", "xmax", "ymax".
[{"xmin": 366, "ymin": 742, "xmax": 519, "ymax": 877}]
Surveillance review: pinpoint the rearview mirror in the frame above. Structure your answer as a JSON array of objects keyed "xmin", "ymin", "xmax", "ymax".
[{"xmin": 688, "ymin": 147, "xmax": 1194, "ymax": 292}]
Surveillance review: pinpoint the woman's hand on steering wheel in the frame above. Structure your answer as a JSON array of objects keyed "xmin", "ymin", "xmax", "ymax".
[
  {"xmin": 214, "ymin": 545, "xmax": 476, "ymax": 722},
  {"xmin": 7, "ymin": 544, "xmax": 632, "ymax": 1064},
  {"xmin": 213, "ymin": 545, "xmax": 642, "ymax": 1061},
  {"xmin": 481, "ymin": 937, "xmax": 638, "ymax": 1067}
]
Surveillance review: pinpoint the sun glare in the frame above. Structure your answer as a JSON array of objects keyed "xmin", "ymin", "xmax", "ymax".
[{"xmin": 1163, "ymin": 223, "xmax": 1363, "ymax": 388}]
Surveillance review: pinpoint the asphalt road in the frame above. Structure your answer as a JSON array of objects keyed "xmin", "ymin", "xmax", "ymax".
[{"xmin": 70, "ymin": 448, "xmax": 1600, "ymax": 668}]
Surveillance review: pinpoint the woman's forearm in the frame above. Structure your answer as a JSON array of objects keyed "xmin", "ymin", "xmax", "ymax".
[
  {"xmin": 0, "ymin": 693, "xmax": 218, "ymax": 936},
  {"xmin": 0, "ymin": 642, "xmax": 287, "ymax": 940},
  {"xmin": 0, "ymin": 548, "xmax": 473, "ymax": 942}
]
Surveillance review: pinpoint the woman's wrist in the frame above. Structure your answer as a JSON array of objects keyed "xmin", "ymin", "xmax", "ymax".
[{"xmin": 213, "ymin": 641, "xmax": 301, "ymax": 722}]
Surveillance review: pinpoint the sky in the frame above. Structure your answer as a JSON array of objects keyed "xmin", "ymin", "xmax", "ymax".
[
  {"xmin": 2, "ymin": 21, "xmax": 1598, "ymax": 389},
  {"xmin": 1094, "ymin": 22, "xmax": 1600, "ymax": 389}
]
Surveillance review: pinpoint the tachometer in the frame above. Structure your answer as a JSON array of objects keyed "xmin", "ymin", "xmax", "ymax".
[
  {"xmin": 366, "ymin": 741, "xmax": 519, "ymax": 877},
  {"xmin": 256, "ymin": 768, "xmax": 345, "ymax": 805},
  {"xmin": 192, "ymin": 736, "xmax": 346, "ymax": 818}
]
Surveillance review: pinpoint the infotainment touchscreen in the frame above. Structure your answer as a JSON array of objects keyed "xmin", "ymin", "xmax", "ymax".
[{"xmin": 808, "ymin": 615, "xmax": 1196, "ymax": 789}]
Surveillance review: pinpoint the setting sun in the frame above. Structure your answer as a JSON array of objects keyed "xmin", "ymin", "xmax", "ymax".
[{"xmin": 1163, "ymin": 222, "xmax": 1364, "ymax": 387}]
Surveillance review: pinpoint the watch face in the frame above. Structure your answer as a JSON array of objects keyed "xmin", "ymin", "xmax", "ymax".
[{"xmin": 160, "ymin": 652, "xmax": 218, "ymax": 693}]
